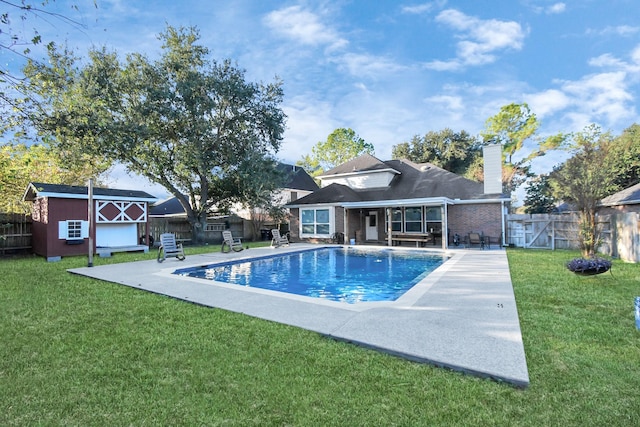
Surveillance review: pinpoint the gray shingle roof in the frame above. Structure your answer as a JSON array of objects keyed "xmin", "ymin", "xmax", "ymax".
[
  {"xmin": 319, "ymin": 153, "xmax": 395, "ymax": 176},
  {"xmin": 277, "ymin": 163, "xmax": 319, "ymax": 192},
  {"xmin": 288, "ymin": 157, "xmax": 507, "ymax": 206},
  {"xmin": 24, "ymin": 182, "xmax": 158, "ymax": 202},
  {"xmin": 600, "ymin": 182, "xmax": 640, "ymax": 206}
]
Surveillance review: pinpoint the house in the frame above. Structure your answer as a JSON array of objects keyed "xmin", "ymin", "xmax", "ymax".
[
  {"xmin": 286, "ymin": 145, "xmax": 510, "ymax": 249},
  {"xmin": 149, "ymin": 162, "xmax": 319, "ymax": 241},
  {"xmin": 599, "ymin": 182, "xmax": 640, "ymax": 214},
  {"xmin": 23, "ymin": 182, "xmax": 157, "ymax": 261}
]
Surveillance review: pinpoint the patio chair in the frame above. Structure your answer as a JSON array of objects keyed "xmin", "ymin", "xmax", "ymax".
[
  {"xmin": 221, "ymin": 230, "xmax": 244, "ymax": 253},
  {"xmin": 157, "ymin": 233, "xmax": 186, "ymax": 262},
  {"xmin": 271, "ymin": 229, "xmax": 289, "ymax": 248},
  {"xmin": 467, "ymin": 232, "xmax": 484, "ymax": 249}
]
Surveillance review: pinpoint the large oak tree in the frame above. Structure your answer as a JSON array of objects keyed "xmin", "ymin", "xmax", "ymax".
[{"xmin": 21, "ymin": 25, "xmax": 287, "ymax": 242}]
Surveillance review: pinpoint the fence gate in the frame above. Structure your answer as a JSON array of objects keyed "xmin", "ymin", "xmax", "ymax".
[{"xmin": 506, "ymin": 214, "xmax": 580, "ymax": 250}]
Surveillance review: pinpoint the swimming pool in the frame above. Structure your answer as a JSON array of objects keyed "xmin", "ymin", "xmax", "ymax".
[{"xmin": 173, "ymin": 247, "xmax": 448, "ymax": 304}]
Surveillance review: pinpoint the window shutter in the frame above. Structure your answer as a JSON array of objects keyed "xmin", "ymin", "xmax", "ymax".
[
  {"xmin": 81, "ymin": 221, "xmax": 89, "ymax": 238},
  {"xmin": 58, "ymin": 221, "xmax": 68, "ymax": 239}
]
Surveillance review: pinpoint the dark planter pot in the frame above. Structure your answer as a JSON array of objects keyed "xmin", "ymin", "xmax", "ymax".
[{"xmin": 566, "ymin": 257, "xmax": 612, "ymax": 276}]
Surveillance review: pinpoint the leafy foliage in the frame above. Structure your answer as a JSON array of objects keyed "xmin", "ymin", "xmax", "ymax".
[
  {"xmin": 523, "ymin": 174, "xmax": 557, "ymax": 214},
  {"xmin": 298, "ymin": 128, "xmax": 373, "ymax": 176},
  {"xmin": 608, "ymin": 123, "xmax": 640, "ymax": 189},
  {"xmin": 481, "ymin": 103, "xmax": 566, "ymax": 194},
  {"xmin": 391, "ymin": 128, "xmax": 481, "ymax": 175},
  {"xmin": 0, "ymin": 143, "xmax": 107, "ymax": 213},
  {"xmin": 0, "ymin": 1, "xmax": 96, "ymax": 117},
  {"xmin": 549, "ymin": 124, "xmax": 619, "ymax": 257}
]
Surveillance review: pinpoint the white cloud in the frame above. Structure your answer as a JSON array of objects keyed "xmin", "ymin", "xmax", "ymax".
[
  {"xmin": 526, "ymin": 1, "xmax": 566, "ymax": 15},
  {"xmin": 561, "ymin": 71, "xmax": 634, "ymax": 123},
  {"xmin": 280, "ymin": 96, "xmax": 336, "ymax": 163},
  {"xmin": 424, "ymin": 94, "xmax": 464, "ymax": 112},
  {"xmin": 587, "ymin": 25, "xmax": 640, "ymax": 37},
  {"xmin": 547, "ymin": 3, "xmax": 566, "ymax": 14},
  {"xmin": 524, "ymin": 89, "xmax": 571, "ymax": 118},
  {"xmin": 336, "ymin": 52, "xmax": 407, "ymax": 78},
  {"xmin": 427, "ymin": 9, "xmax": 526, "ymax": 68},
  {"xmin": 263, "ymin": 6, "xmax": 348, "ymax": 51},
  {"xmin": 401, "ymin": 1, "xmax": 447, "ymax": 14}
]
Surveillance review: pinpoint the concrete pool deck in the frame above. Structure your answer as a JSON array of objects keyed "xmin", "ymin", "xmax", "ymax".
[{"xmin": 69, "ymin": 244, "xmax": 529, "ymax": 387}]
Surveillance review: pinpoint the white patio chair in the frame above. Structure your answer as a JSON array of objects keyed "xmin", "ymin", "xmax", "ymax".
[
  {"xmin": 157, "ymin": 233, "xmax": 186, "ymax": 262},
  {"xmin": 221, "ymin": 230, "xmax": 244, "ymax": 253},
  {"xmin": 270, "ymin": 229, "xmax": 289, "ymax": 248}
]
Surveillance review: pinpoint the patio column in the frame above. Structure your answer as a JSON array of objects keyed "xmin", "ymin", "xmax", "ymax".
[
  {"xmin": 441, "ymin": 204, "xmax": 448, "ymax": 250},
  {"xmin": 344, "ymin": 208, "xmax": 349, "ymax": 244},
  {"xmin": 387, "ymin": 207, "xmax": 392, "ymax": 246}
]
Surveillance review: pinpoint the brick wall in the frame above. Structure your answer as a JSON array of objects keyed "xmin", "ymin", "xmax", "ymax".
[{"xmin": 448, "ymin": 203, "xmax": 503, "ymax": 242}]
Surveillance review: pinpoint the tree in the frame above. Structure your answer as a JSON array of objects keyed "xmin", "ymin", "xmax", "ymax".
[
  {"xmin": 391, "ymin": 128, "xmax": 481, "ymax": 175},
  {"xmin": 523, "ymin": 174, "xmax": 556, "ymax": 214},
  {"xmin": 1, "ymin": 1, "xmax": 96, "ymax": 120},
  {"xmin": 608, "ymin": 123, "xmax": 640, "ymax": 189},
  {"xmin": 0, "ymin": 142, "xmax": 105, "ymax": 213},
  {"xmin": 298, "ymin": 128, "xmax": 374, "ymax": 176},
  {"xmin": 549, "ymin": 124, "xmax": 618, "ymax": 257},
  {"xmin": 481, "ymin": 103, "xmax": 566, "ymax": 194},
  {"xmin": 20, "ymin": 25, "xmax": 286, "ymax": 243}
]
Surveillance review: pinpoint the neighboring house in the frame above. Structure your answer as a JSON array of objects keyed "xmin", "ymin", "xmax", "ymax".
[
  {"xmin": 286, "ymin": 145, "xmax": 510, "ymax": 249},
  {"xmin": 149, "ymin": 163, "xmax": 319, "ymax": 241},
  {"xmin": 23, "ymin": 182, "xmax": 157, "ymax": 261},
  {"xmin": 599, "ymin": 182, "xmax": 640, "ymax": 214},
  {"xmin": 231, "ymin": 162, "xmax": 320, "ymax": 220}
]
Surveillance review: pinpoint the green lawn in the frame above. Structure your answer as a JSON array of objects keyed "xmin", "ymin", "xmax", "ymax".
[{"xmin": 1, "ymin": 247, "xmax": 639, "ymax": 425}]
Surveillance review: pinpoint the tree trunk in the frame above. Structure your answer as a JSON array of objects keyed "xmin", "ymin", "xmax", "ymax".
[{"xmin": 189, "ymin": 215, "xmax": 207, "ymax": 245}]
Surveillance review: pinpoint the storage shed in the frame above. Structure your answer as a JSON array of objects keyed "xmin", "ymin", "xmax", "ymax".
[{"xmin": 24, "ymin": 182, "xmax": 158, "ymax": 261}]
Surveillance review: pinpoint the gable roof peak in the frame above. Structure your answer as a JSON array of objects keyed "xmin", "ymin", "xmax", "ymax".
[{"xmin": 320, "ymin": 153, "xmax": 397, "ymax": 177}]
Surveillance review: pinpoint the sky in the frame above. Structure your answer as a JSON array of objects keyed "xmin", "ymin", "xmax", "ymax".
[{"xmin": 5, "ymin": 0, "xmax": 640, "ymax": 197}]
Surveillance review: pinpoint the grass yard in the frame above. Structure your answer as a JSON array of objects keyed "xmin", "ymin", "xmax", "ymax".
[{"xmin": 1, "ymin": 247, "xmax": 639, "ymax": 425}]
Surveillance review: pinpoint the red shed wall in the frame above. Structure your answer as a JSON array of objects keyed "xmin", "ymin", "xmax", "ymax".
[{"xmin": 31, "ymin": 197, "xmax": 89, "ymax": 258}]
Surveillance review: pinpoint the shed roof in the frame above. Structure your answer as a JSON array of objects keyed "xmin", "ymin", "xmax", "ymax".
[{"xmin": 23, "ymin": 182, "xmax": 158, "ymax": 203}]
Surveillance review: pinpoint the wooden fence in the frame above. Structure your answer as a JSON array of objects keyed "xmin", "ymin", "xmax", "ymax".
[
  {"xmin": 506, "ymin": 212, "xmax": 639, "ymax": 262},
  {"xmin": 0, "ymin": 213, "xmax": 32, "ymax": 255}
]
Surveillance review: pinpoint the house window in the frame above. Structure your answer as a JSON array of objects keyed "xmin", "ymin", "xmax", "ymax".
[
  {"xmin": 405, "ymin": 207, "xmax": 422, "ymax": 232},
  {"xmin": 301, "ymin": 208, "xmax": 331, "ymax": 236},
  {"xmin": 425, "ymin": 207, "xmax": 442, "ymax": 234},
  {"xmin": 386, "ymin": 208, "xmax": 403, "ymax": 232},
  {"xmin": 205, "ymin": 223, "xmax": 225, "ymax": 232}
]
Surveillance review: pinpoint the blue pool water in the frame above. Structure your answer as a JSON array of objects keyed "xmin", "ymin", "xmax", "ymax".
[{"xmin": 173, "ymin": 247, "xmax": 447, "ymax": 304}]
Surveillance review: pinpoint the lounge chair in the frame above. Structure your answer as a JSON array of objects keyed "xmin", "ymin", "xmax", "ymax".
[
  {"xmin": 157, "ymin": 233, "xmax": 186, "ymax": 262},
  {"xmin": 467, "ymin": 232, "xmax": 484, "ymax": 249},
  {"xmin": 271, "ymin": 229, "xmax": 289, "ymax": 248},
  {"xmin": 221, "ymin": 230, "xmax": 243, "ymax": 253}
]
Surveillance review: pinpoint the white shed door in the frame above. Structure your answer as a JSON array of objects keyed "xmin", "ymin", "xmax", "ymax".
[{"xmin": 96, "ymin": 223, "xmax": 137, "ymax": 247}]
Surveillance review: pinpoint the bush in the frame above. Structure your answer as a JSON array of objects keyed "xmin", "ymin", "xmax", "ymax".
[{"xmin": 566, "ymin": 257, "xmax": 612, "ymax": 275}]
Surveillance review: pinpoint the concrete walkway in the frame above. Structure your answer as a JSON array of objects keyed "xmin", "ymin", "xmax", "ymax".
[{"xmin": 69, "ymin": 244, "xmax": 529, "ymax": 387}]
